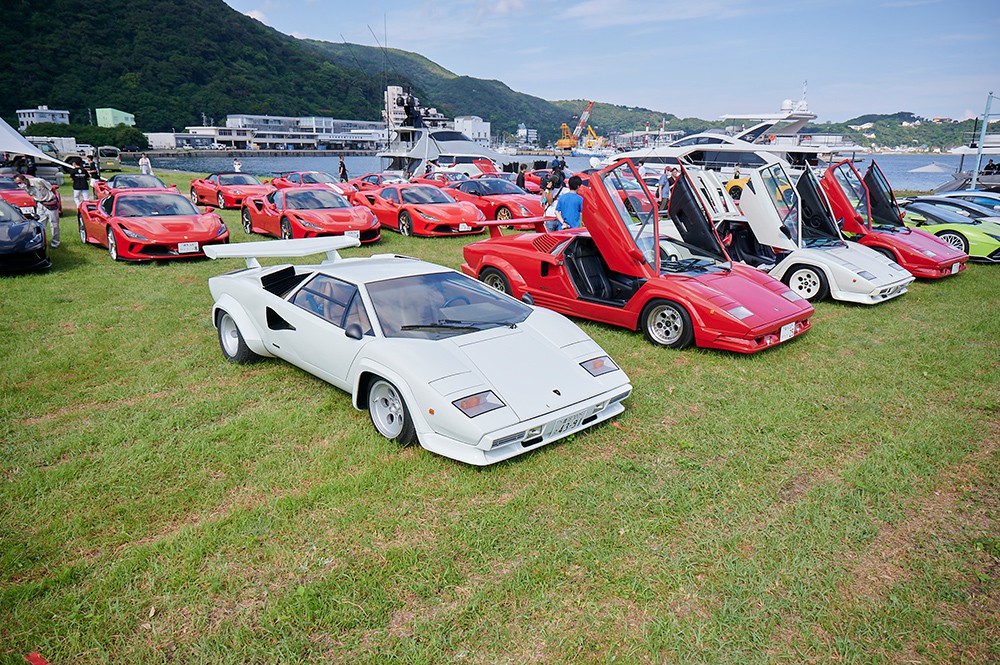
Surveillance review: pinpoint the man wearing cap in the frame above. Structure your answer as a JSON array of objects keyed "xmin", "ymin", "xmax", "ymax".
[{"xmin": 14, "ymin": 174, "xmax": 60, "ymax": 248}]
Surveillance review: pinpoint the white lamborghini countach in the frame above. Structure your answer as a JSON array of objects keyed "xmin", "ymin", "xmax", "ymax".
[{"xmin": 205, "ymin": 237, "xmax": 632, "ymax": 465}]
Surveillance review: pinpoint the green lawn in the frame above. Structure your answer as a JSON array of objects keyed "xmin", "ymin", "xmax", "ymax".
[{"xmin": 1, "ymin": 170, "xmax": 997, "ymax": 663}]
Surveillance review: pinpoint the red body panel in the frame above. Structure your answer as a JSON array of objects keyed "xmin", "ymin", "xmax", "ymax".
[
  {"xmin": 820, "ymin": 160, "xmax": 967, "ymax": 278},
  {"xmin": 352, "ymin": 184, "xmax": 485, "ymax": 237},
  {"xmin": 269, "ymin": 171, "xmax": 348, "ymax": 195},
  {"xmin": 241, "ymin": 186, "xmax": 380, "ymax": 243},
  {"xmin": 345, "ymin": 173, "xmax": 407, "ymax": 192},
  {"xmin": 409, "ymin": 172, "xmax": 470, "ymax": 188},
  {"xmin": 444, "ymin": 183, "xmax": 544, "ymax": 222},
  {"xmin": 461, "ymin": 161, "xmax": 814, "ymax": 353},
  {"xmin": 78, "ymin": 192, "xmax": 229, "ymax": 261},
  {"xmin": 190, "ymin": 172, "xmax": 272, "ymax": 209}
]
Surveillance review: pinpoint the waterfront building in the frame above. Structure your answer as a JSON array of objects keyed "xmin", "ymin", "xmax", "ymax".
[
  {"xmin": 17, "ymin": 105, "xmax": 70, "ymax": 130},
  {"xmin": 96, "ymin": 108, "xmax": 136, "ymax": 128}
]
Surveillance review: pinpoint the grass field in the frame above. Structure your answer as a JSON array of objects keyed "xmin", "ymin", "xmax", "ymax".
[{"xmin": 1, "ymin": 170, "xmax": 997, "ymax": 663}]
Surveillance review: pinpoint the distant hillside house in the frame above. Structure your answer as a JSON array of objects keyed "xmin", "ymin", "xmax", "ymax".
[
  {"xmin": 17, "ymin": 105, "xmax": 70, "ymax": 130},
  {"xmin": 96, "ymin": 108, "xmax": 136, "ymax": 128},
  {"xmin": 454, "ymin": 116, "xmax": 491, "ymax": 146}
]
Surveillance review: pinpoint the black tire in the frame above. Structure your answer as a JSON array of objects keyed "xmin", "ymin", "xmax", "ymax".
[
  {"xmin": 280, "ymin": 217, "xmax": 294, "ymax": 240},
  {"xmin": 368, "ymin": 378, "xmax": 416, "ymax": 446},
  {"xmin": 107, "ymin": 227, "xmax": 119, "ymax": 261},
  {"xmin": 936, "ymin": 230, "xmax": 969, "ymax": 254},
  {"xmin": 871, "ymin": 246, "xmax": 897, "ymax": 263},
  {"xmin": 216, "ymin": 310, "xmax": 262, "ymax": 364},
  {"xmin": 216, "ymin": 192, "xmax": 226, "ymax": 209},
  {"xmin": 479, "ymin": 267, "xmax": 512, "ymax": 295},
  {"xmin": 728, "ymin": 185, "xmax": 743, "ymax": 199},
  {"xmin": 640, "ymin": 299, "xmax": 693, "ymax": 349},
  {"xmin": 783, "ymin": 265, "xmax": 829, "ymax": 302},
  {"xmin": 190, "ymin": 189, "xmax": 199, "ymax": 205},
  {"xmin": 398, "ymin": 211, "xmax": 413, "ymax": 236},
  {"xmin": 495, "ymin": 206, "xmax": 513, "ymax": 221},
  {"xmin": 241, "ymin": 207, "xmax": 253, "ymax": 234},
  {"xmin": 624, "ymin": 196, "xmax": 639, "ymax": 214}
]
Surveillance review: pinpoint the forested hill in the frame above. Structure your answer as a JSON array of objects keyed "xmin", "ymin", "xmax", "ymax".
[{"xmin": 0, "ymin": 0, "xmax": 387, "ymax": 131}]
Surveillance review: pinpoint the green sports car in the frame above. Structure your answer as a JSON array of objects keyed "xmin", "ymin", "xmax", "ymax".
[{"xmin": 901, "ymin": 200, "xmax": 1000, "ymax": 263}]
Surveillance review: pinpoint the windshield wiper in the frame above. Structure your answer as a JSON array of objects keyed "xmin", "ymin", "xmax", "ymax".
[
  {"xmin": 400, "ymin": 320, "xmax": 483, "ymax": 332},
  {"xmin": 662, "ymin": 257, "xmax": 713, "ymax": 273}
]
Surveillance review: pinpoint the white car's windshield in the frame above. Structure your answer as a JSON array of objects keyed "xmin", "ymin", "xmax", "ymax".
[{"xmin": 368, "ymin": 272, "xmax": 531, "ymax": 339}]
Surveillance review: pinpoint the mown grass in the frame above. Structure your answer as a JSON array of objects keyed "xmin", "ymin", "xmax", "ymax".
[{"xmin": 1, "ymin": 169, "xmax": 997, "ymax": 663}]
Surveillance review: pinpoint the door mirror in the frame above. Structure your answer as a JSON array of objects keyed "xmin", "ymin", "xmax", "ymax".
[{"xmin": 345, "ymin": 323, "xmax": 364, "ymax": 340}]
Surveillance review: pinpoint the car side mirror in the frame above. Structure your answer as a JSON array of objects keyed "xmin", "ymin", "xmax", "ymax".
[
  {"xmin": 345, "ymin": 323, "xmax": 364, "ymax": 340},
  {"xmin": 780, "ymin": 225, "xmax": 792, "ymax": 239},
  {"xmin": 521, "ymin": 293, "xmax": 535, "ymax": 306}
]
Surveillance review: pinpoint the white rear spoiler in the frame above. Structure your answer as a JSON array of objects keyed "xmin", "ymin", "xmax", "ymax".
[{"xmin": 204, "ymin": 237, "xmax": 361, "ymax": 268}]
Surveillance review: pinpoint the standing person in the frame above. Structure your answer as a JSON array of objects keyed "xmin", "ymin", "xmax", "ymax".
[
  {"xmin": 338, "ymin": 156, "xmax": 349, "ymax": 182},
  {"xmin": 84, "ymin": 154, "xmax": 100, "ymax": 190},
  {"xmin": 70, "ymin": 161, "xmax": 91, "ymax": 209},
  {"xmin": 233, "ymin": 158, "xmax": 242, "ymax": 173},
  {"xmin": 637, "ymin": 161, "xmax": 647, "ymax": 178},
  {"xmin": 138, "ymin": 153, "xmax": 152, "ymax": 175},
  {"xmin": 656, "ymin": 168, "xmax": 672, "ymax": 212},
  {"xmin": 515, "ymin": 163, "xmax": 527, "ymax": 190},
  {"xmin": 14, "ymin": 174, "xmax": 60, "ymax": 248},
  {"xmin": 551, "ymin": 175, "xmax": 584, "ymax": 231},
  {"xmin": 544, "ymin": 165, "xmax": 566, "ymax": 212}
]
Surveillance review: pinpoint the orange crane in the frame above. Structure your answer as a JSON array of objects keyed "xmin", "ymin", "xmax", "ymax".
[{"xmin": 556, "ymin": 101, "xmax": 595, "ymax": 149}]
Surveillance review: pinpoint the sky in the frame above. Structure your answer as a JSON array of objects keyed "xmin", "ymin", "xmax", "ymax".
[{"xmin": 222, "ymin": 0, "xmax": 999, "ymax": 124}]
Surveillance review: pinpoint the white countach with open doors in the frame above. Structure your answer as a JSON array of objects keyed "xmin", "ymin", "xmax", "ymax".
[{"xmin": 204, "ymin": 237, "xmax": 632, "ymax": 466}]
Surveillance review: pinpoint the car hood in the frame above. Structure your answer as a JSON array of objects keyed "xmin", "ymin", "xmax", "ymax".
[
  {"xmin": 799, "ymin": 243, "xmax": 911, "ymax": 283},
  {"xmin": 682, "ymin": 267, "xmax": 813, "ymax": 327},
  {"xmin": 887, "ymin": 225, "xmax": 968, "ymax": 262},
  {"xmin": 295, "ymin": 208, "xmax": 376, "ymax": 229},
  {"xmin": 114, "ymin": 213, "xmax": 222, "ymax": 235},
  {"xmin": 413, "ymin": 202, "xmax": 479, "ymax": 220},
  {"xmin": 0, "ymin": 191, "xmax": 37, "ymax": 209},
  {"xmin": 0, "ymin": 219, "xmax": 42, "ymax": 250},
  {"xmin": 222, "ymin": 184, "xmax": 270, "ymax": 194}
]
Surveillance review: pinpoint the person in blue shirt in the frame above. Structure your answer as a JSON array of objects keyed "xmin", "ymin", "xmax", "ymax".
[{"xmin": 553, "ymin": 175, "xmax": 584, "ymax": 230}]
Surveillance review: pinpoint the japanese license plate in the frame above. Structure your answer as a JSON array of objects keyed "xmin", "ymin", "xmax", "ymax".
[
  {"xmin": 458, "ymin": 223, "xmax": 471, "ymax": 231},
  {"xmin": 178, "ymin": 241, "xmax": 199, "ymax": 254},
  {"xmin": 547, "ymin": 410, "xmax": 585, "ymax": 436},
  {"xmin": 345, "ymin": 230, "xmax": 360, "ymax": 239},
  {"xmin": 779, "ymin": 322, "xmax": 795, "ymax": 342},
  {"xmin": 951, "ymin": 263, "xmax": 960, "ymax": 274}
]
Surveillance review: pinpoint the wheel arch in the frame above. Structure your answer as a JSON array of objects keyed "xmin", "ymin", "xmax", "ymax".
[
  {"xmin": 211, "ymin": 294, "xmax": 272, "ymax": 358},
  {"xmin": 632, "ymin": 287, "xmax": 707, "ymax": 343},
  {"xmin": 475, "ymin": 256, "xmax": 530, "ymax": 299},
  {"xmin": 351, "ymin": 361, "xmax": 431, "ymax": 439}
]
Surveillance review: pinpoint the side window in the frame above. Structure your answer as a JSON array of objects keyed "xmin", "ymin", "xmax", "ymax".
[
  {"xmin": 382, "ymin": 189, "xmax": 400, "ymax": 204},
  {"xmin": 364, "ymin": 175, "xmax": 378, "ymax": 185},
  {"xmin": 272, "ymin": 191, "xmax": 284, "ymax": 208},
  {"xmin": 210, "ymin": 175, "xmax": 219, "ymax": 185},
  {"xmin": 101, "ymin": 196, "xmax": 114, "ymax": 215},
  {"xmin": 289, "ymin": 174, "xmax": 300, "ymax": 184},
  {"xmin": 291, "ymin": 275, "xmax": 371, "ymax": 335}
]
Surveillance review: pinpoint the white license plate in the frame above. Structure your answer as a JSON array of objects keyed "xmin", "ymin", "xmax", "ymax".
[
  {"xmin": 178, "ymin": 241, "xmax": 199, "ymax": 254},
  {"xmin": 779, "ymin": 322, "xmax": 795, "ymax": 342},
  {"xmin": 547, "ymin": 411, "xmax": 585, "ymax": 436},
  {"xmin": 344, "ymin": 230, "xmax": 360, "ymax": 239},
  {"xmin": 951, "ymin": 263, "xmax": 960, "ymax": 274},
  {"xmin": 458, "ymin": 223, "xmax": 471, "ymax": 231}
]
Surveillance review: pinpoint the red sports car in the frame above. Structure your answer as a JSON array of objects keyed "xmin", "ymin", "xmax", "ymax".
[
  {"xmin": 344, "ymin": 172, "xmax": 407, "ymax": 192},
  {"xmin": 269, "ymin": 171, "xmax": 349, "ymax": 195},
  {"xmin": 461, "ymin": 160, "xmax": 814, "ymax": 353},
  {"xmin": 408, "ymin": 171, "xmax": 471, "ymax": 188},
  {"xmin": 444, "ymin": 177, "xmax": 544, "ymax": 221},
  {"xmin": 353, "ymin": 183, "xmax": 486, "ymax": 237},
  {"xmin": 241, "ymin": 186, "xmax": 380, "ymax": 243},
  {"xmin": 190, "ymin": 172, "xmax": 272, "ymax": 209},
  {"xmin": 0, "ymin": 174, "xmax": 40, "ymax": 217},
  {"xmin": 78, "ymin": 191, "xmax": 229, "ymax": 261},
  {"xmin": 93, "ymin": 173, "xmax": 177, "ymax": 199},
  {"xmin": 820, "ymin": 159, "xmax": 967, "ymax": 278}
]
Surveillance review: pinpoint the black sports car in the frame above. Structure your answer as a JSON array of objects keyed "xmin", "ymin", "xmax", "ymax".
[{"xmin": 0, "ymin": 199, "xmax": 51, "ymax": 274}]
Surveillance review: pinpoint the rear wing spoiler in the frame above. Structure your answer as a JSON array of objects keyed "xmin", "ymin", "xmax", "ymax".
[
  {"xmin": 480, "ymin": 216, "xmax": 555, "ymax": 239},
  {"xmin": 204, "ymin": 237, "xmax": 361, "ymax": 268}
]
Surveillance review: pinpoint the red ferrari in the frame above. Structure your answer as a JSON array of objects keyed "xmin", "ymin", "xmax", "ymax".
[
  {"xmin": 78, "ymin": 191, "xmax": 229, "ymax": 261},
  {"xmin": 344, "ymin": 172, "xmax": 407, "ymax": 192},
  {"xmin": 444, "ymin": 177, "xmax": 544, "ymax": 221},
  {"xmin": 408, "ymin": 171, "xmax": 471, "ymax": 188},
  {"xmin": 269, "ymin": 171, "xmax": 349, "ymax": 195},
  {"xmin": 820, "ymin": 159, "xmax": 967, "ymax": 278},
  {"xmin": 93, "ymin": 173, "xmax": 177, "ymax": 199},
  {"xmin": 461, "ymin": 160, "xmax": 814, "ymax": 353},
  {"xmin": 190, "ymin": 172, "xmax": 272, "ymax": 209},
  {"xmin": 241, "ymin": 186, "xmax": 380, "ymax": 243},
  {"xmin": 353, "ymin": 183, "xmax": 485, "ymax": 237},
  {"xmin": 0, "ymin": 174, "xmax": 40, "ymax": 217}
]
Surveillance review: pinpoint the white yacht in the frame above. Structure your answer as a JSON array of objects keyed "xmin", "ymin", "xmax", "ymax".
[{"xmin": 378, "ymin": 86, "xmax": 507, "ymax": 177}]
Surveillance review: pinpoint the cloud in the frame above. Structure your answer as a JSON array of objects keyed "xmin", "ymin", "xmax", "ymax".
[{"xmin": 246, "ymin": 9, "xmax": 267, "ymax": 22}]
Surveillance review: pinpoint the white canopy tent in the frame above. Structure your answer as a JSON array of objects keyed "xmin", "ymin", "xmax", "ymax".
[{"xmin": 0, "ymin": 116, "xmax": 73, "ymax": 168}]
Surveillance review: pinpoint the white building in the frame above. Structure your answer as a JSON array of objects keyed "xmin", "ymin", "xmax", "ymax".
[
  {"xmin": 454, "ymin": 116, "xmax": 491, "ymax": 146},
  {"xmin": 17, "ymin": 105, "xmax": 70, "ymax": 131},
  {"xmin": 516, "ymin": 123, "xmax": 538, "ymax": 145}
]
